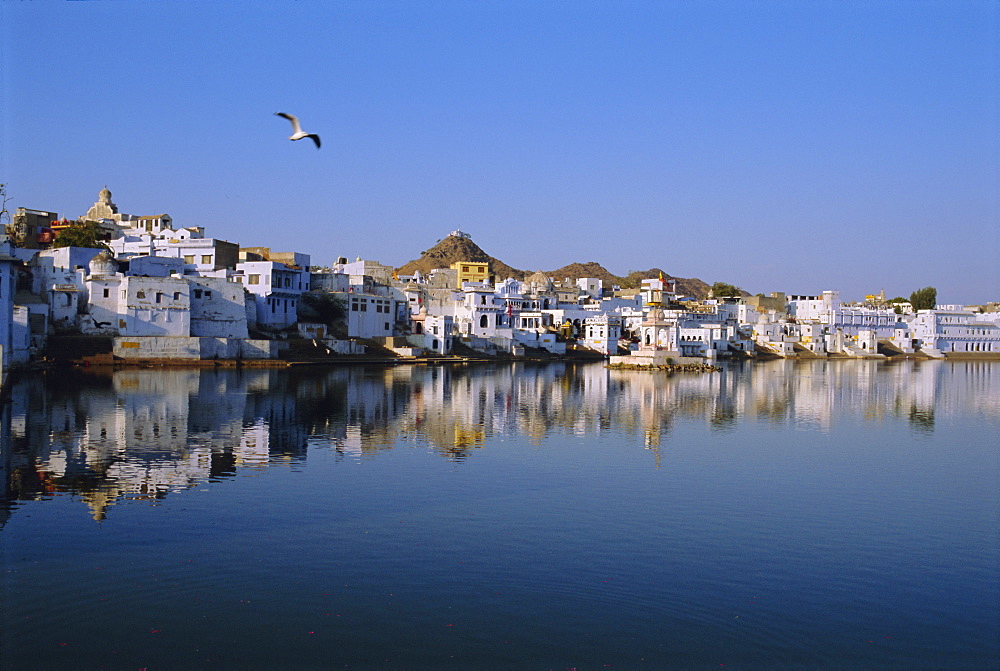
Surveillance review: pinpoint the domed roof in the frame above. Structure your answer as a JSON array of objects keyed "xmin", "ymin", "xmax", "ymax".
[
  {"xmin": 89, "ymin": 249, "xmax": 118, "ymax": 275},
  {"xmin": 525, "ymin": 270, "xmax": 553, "ymax": 290},
  {"xmin": 99, "ymin": 186, "xmax": 112, "ymax": 202}
]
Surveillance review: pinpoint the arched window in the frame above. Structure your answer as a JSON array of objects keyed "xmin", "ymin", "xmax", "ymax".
[{"xmin": 480, "ymin": 315, "xmax": 488, "ymax": 328}]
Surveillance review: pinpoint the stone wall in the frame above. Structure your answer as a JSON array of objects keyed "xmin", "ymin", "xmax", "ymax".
[{"xmin": 113, "ymin": 337, "xmax": 286, "ymax": 360}]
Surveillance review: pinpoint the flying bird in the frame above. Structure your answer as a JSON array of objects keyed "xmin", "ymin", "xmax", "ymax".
[{"xmin": 274, "ymin": 112, "xmax": 321, "ymax": 148}]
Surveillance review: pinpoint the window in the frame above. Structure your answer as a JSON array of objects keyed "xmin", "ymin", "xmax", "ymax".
[
  {"xmin": 173, "ymin": 292, "xmax": 181, "ymax": 300},
  {"xmin": 360, "ymin": 302, "xmax": 367, "ymax": 312},
  {"xmin": 184, "ymin": 255, "xmax": 194, "ymax": 264},
  {"xmin": 155, "ymin": 292, "xmax": 162, "ymax": 304},
  {"xmin": 202, "ymin": 255, "xmax": 212, "ymax": 264},
  {"xmin": 249, "ymin": 274, "xmax": 260, "ymax": 285},
  {"xmin": 103, "ymin": 288, "xmax": 109, "ymax": 298},
  {"xmin": 205, "ymin": 291, "xmax": 212, "ymax": 298},
  {"xmin": 136, "ymin": 290, "xmax": 146, "ymax": 299},
  {"xmin": 194, "ymin": 289, "xmax": 202, "ymax": 298}
]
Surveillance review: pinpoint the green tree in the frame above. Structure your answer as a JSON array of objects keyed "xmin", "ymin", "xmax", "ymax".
[
  {"xmin": 710, "ymin": 281, "xmax": 742, "ymax": 298},
  {"xmin": 909, "ymin": 286, "xmax": 937, "ymax": 311},
  {"xmin": 52, "ymin": 220, "xmax": 109, "ymax": 249},
  {"xmin": 298, "ymin": 291, "xmax": 347, "ymax": 327}
]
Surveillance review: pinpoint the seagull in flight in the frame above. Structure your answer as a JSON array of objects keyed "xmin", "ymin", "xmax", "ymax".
[{"xmin": 275, "ymin": 112, "xmax": 321, "ymax": 148}]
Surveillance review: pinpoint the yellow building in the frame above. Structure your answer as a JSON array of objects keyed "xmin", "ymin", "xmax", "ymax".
[{"xmin": 451, "ymin": 260, "xmax": 490, "ymax": 286}]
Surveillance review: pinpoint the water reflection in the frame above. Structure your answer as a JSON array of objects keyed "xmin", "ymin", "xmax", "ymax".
[{"xmin": 1, "ymin": 359, "xmax": 996, "ymax": 525}]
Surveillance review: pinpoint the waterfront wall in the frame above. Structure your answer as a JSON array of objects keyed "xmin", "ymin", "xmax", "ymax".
[{"xmin": 113, "ymin": 337, "xmax": 285, "ymax": 360}]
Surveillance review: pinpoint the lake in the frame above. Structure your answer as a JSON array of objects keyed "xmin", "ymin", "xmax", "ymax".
[{"xmin": 1, "ymin": 360, "xmax": 997, "ymax": 670}]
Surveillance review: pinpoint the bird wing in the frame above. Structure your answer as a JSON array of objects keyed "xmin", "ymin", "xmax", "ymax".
[
  {"xmin": 275, "ymin": 112, "xmax": 302, "ymax": 134},
  {"xmin": 308, "ymin": 134, "xmax": 321, "ymax": 149}
]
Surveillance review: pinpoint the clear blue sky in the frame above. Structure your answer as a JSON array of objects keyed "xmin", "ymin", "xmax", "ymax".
[{"xmin": 2, "ymin": 1, "xmax": 997, "ymax": 303}]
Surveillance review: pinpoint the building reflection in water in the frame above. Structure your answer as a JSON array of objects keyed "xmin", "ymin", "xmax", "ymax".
[{"xmin": 0, "ymin": 360, "xmax": 995, "ymax": 525}]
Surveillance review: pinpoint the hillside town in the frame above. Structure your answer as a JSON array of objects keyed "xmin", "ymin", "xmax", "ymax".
[{"xmin": 1, "ymin": 187, "xmax": 998, "ymax": 379}]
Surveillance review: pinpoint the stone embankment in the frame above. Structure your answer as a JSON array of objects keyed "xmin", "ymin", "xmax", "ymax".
[{"xmin": 606, "ymin": 362, "xmax": 720, "ymax": 373}]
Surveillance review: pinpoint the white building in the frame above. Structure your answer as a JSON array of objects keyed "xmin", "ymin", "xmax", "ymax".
[
  {"xmin": 581, "ymin": 314, "xmax": 622, "ymax": 355},
  {"xmin": 0, "ymin": 235, "xmax": 29, "ymax": 372},
  {"xmin": 410, "ymin": 312, "xmax": 453, "ymax": 355},
  {"xmin": 88, "ymin": 273, "xmax": 191, "ymax": 337},
  {"xmin": 577, "ymin": 277, "xmax": 603, "ymax": 299},
  {"xmin": 788, "ymin": 290, "xmax": 902, "ymax": 338},
  {"xmin": 108, "ymin": 233, "xmax": 239, "ymax": 275},
  {"xmin": 188, "ymin": 277, "xmax": 250, "ymax": 339},
  {"xmin": 909, "ymin": 308, "xmax": 1000, "ymax": 355},
  {"xmin": 82, "ymin": 251, "xmax": 251, "ymax": 341},
  {"xmin": 333, "ymin": 290, "xmax": 401, "ymax": 339},
  {"xmin": 235, "ymin": 260, "xmax": 310, "ymax": 330}
]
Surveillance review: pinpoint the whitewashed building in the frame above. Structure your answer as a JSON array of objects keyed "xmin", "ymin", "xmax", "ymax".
[
  {"xmin": 235, "ymin": 259, "xmax": 310, "ymax": 330},
  {"xmin": 909, "ymin": 308, "xmax": 1000, "ymax": 355},
  {"xmin": 109, "ymin": 233, "xmax": 239, "ymax": 275},
  {"xmin": 581, "ymin": 314, "xmax": 622, "ymax": 355},
  {"xmin": 188, "ymin": 277, "xmax": 250, "ymax": 339},
  {"xmin": 411, "ymin": 313, "xmax": 454, "ymax": 355},
  {"xmin": 788, "ymin": 290, "xmax": 902, "ymax": 338},
  {"xmin": 0, "ymin": 235, "xmax": 29, "ymax": 371}
]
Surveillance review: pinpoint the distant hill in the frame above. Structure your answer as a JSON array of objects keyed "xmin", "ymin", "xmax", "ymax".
[
  {"xmin": 545, "ymin": 262, "xmax": 621, "ymax": 286},
  {"xmin": 396, "ymin": 234, "xmax": 525, "ymax": 280},
  {"xmin": 620, "ymin": 268, "xmax": 712, "ymax": 300},
  {"xmin": 546, "ymin": 263, "xmax": 711, "ymax": 299},
  {"xmin": 396, "ymin": 234, "xmax": 713, "ymax": 299}
]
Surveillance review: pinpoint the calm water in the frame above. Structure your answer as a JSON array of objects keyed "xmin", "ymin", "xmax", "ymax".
[{"xmin": 1, "ymin": 360, "xmax": 997, "ymax": 670}]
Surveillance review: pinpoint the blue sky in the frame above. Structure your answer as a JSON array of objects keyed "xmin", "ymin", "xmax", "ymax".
[{"xmin": 2, "ymin": 1, "xmax": 997, "ymax": 303}]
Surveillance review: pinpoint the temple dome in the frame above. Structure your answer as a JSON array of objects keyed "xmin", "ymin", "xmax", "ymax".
[
  {"xmin": 525, "ymin": 270, "xmax": 553, "ymax": 291},
  {"xmin": 89, "ymin": 249, "xmax": 118, "ymax": 276}
]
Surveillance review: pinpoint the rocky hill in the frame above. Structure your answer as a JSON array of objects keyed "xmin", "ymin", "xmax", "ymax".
[
  {"xmin": 544, "ymin": 262, "xmax": 621, "ymax": 286},
  {"xmin": 396, "ymin": 234, "xmax": 712, "ymax": 298},
  {"xmin": 543, "ymin": 263, "xmax": 711, "ymax": 299},
  {"xmin": 396, "ymin": 234, "xmax": 525, "ymax": 280}
]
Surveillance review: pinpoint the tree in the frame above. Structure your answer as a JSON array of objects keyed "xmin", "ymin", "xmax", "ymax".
[
  {"xmin": 52, "ymin": 220, "xmax": 110, "ymax": 250},
  {"xmin": 909, "ymin": 286, "xmax": 937, "ymax": 311},
  {"xmin": 710, "ymin": 282, "xmax": 742, "ymax": 298},
  {"xmin": 298, "ymin": 291, "xmax": 347, "ymax": 327},
  {"xmin": 0, "ymin": 183, "xmax": 9, "ymax": 229}
]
